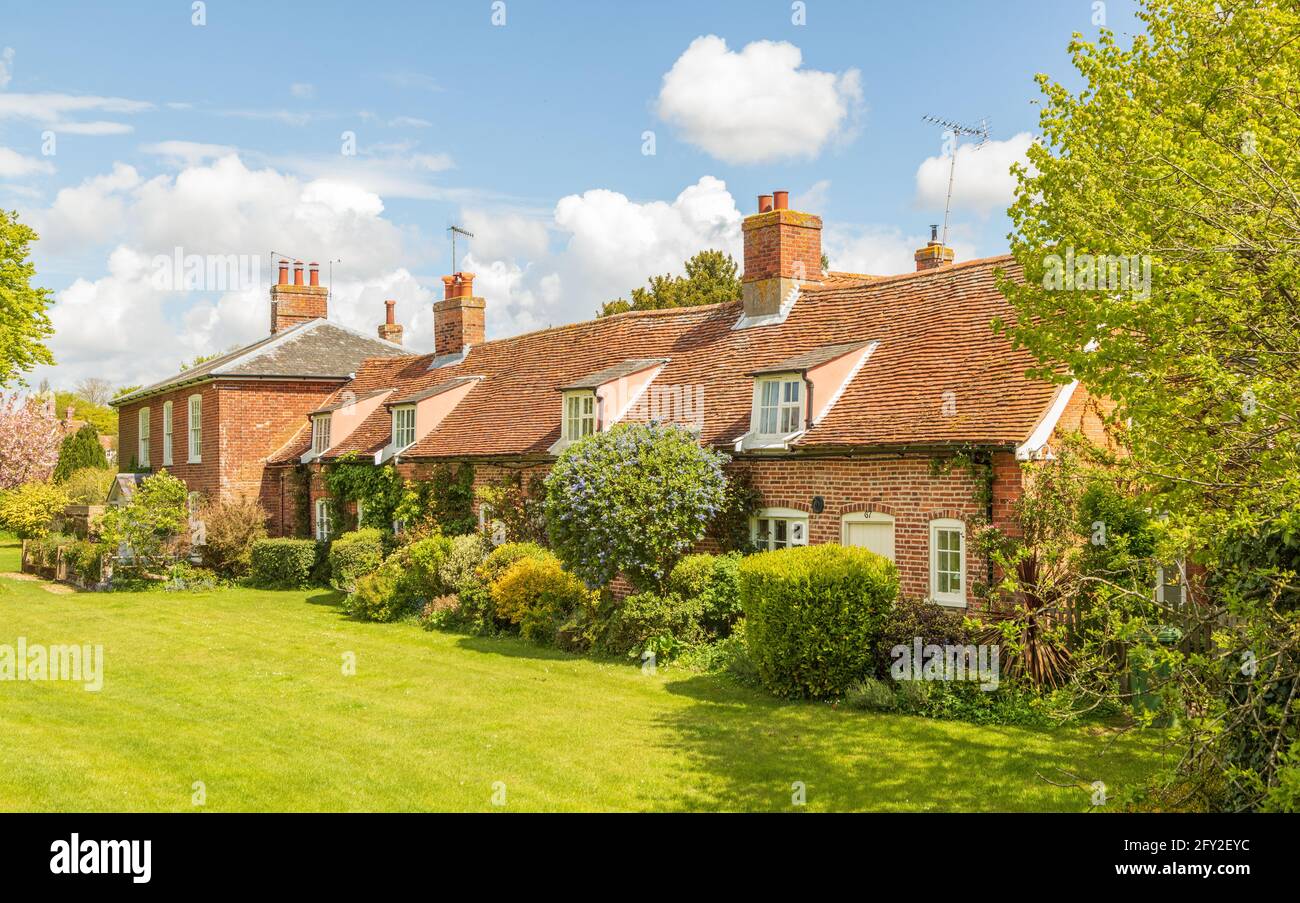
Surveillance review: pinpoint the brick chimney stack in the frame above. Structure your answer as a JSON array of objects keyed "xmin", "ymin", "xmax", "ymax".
[
  {"xmin": 433, "ymin": 272, "xmax": 485, "ymax": 357},
  {"xmin": 914, "ymin": 225, "xmax": 955, "ymax": 271},
  {"xmin": 741, "ymin": 189, "xmax": 822, "ymax": 319},
  {"xmin": 378, "ymin": 299, "xmax": 404, "ymax": 344},
  {"xmin": 270, "ymin": 257, "xmax": 329, "ymax": 334}
]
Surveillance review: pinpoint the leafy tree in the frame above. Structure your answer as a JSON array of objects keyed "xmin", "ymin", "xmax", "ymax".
[
  {"xmin": 0, "ymin": 393, "xmax": 61, "ymax": 489},
  {"xmin": 599, "ymin": 249, "xmax": 741, "ymax": 317},
  {"xmin": 53, "ymin": 424, "xmax": 108, "ymax": 482},
  {"xmin": 0, "ymin": 481, "xmax": 70, "ymax": 538},
  {"xmin": 73, "ymin": 377, "xmax": 114, "ymax": 406},
  {"xmin": 544, "ymin": 422, "xmax": 728, "ymax": 591},
  {"xmin": 100, "ymin": 470, "xmax": 189, "ymax": 573},
  {"xmin": 1001, "ymin": 0, "xmax": 1300, "ymax": 809},
  {"xmin": 0, "ymin": 209, "xmax": 54, "ymax": 386},
  {"xmin": 53, "ymin": 390, "xmax": 117, "ymax": 436}
]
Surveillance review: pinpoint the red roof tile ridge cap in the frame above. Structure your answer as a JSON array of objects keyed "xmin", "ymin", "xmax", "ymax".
[{"xmin": 804, "ymin": 254, "xmax": 1016, "ymax": 292}]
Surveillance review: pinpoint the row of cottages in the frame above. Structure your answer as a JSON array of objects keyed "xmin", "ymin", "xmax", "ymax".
[{"xmin": 115, "ymin": 194, "xmax": 1109, "ymax": 609}]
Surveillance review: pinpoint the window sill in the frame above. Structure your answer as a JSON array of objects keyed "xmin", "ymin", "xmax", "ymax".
[
  {"xmin": 187, "ymin": 458, "xmax": 201, "ymax": 465},
  {"xmin": 931, "ymin": 595, "xmax": 967, "ymax": 609}
]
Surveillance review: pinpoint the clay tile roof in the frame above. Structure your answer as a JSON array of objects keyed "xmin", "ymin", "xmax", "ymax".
[
  {"xmin": 557, "ymin": 358, "xmax": 669, "ymax": 391},
  {"xmin": 748, "ymin": 341, "xmax": 869, "ymax": 376},
  {"xmin": 388, "ymin": 376, "xmax": 483, "ymax": 406},
  {"xmin": 271, "ymin": 255, "xmax": 1061, "ymax": 464},
  {"xmin": 309, "ymin": 388, "xmax": 391, "ymax": 416},
  {"xmin": 110, "ymin": 319, "xmax": 409, "ymax": 406}
]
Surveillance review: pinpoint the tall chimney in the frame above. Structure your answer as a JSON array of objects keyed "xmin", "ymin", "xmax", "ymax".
[
  {"xmin": 270, "ymin": 255, "xmax": 329, "ymax": 334},
  {"xmin": 378, "ymin": 299, "xmax": 404, "ymax": 344},
  {"xmin": 741, "ymin": 189, "xmax": 822, "ymax": 319},
  {"xmin": 433, "ymin": 272, "xmax": 485, "ymax": 357},
  {"xmin": 914, "ymin": 224, "xmax": 955, "ymax": 271}
]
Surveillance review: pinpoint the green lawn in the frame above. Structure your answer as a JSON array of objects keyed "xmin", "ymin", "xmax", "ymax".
[{"xmin": 0, "ymin": 535, "xmax": 1165, "ymax": 811}]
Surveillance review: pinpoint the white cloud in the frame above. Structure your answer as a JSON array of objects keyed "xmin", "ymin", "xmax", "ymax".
[
  {"xmin": 48, "ymin": 120, "xmax": 134, "ymax": 136},
  {"xmin": 141, "ymin": 140, "xmax": 238, "ymax": 167},
  {"xmin": 463, "ymin": 176, "xmax": 743, "ymax": 336},
  {"xmin": 0, "ymin": 146, "xmax": 54, "ymax": 178},
  {"xmin": 914, "ymin": 132, "xmax": 1035, "ymax": 216},
  {"xmin": 290, "ymin": 82, "xmax": 315, "ymax": 99},
  {"xmin": 0, "ymin": 92, "xmax": 152, "ymax": 123},
  {"xmin": 0, "ymin": 47, "xmax": 15, "ymax": 90},
  {"xmin": 823, "ymin": 223, "xmax": 980, "ymax": 275},
  {"xmin": 388, "ymin": 116, "xmax": 432, "ymax": 128},
  {"xmin": 656, "ymin": 36, "xmax": 862, "ymax": 165},
  {"xmin": 31, "ymin": 154, "xmax": 426, "ymax": 387}
]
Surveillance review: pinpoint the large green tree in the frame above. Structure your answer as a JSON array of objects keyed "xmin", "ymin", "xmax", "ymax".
[
  {"xmin": 0, "ymin": 209, "xmax": 55, "ymax": 386},
  {"xmin": 1002, "ymin": 0, "xmax": 1300, "ymax": 810},
  {"xmin": 599, "ymin": 249, "xmax": 741, "ymax": 317},
  {"xmin": 53, "ymin": 424, "xmax": 109, "ymax": 482}
]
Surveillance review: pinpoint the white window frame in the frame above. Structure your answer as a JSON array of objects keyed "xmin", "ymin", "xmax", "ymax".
[
  {"xmin": 315, "ymin": 498, "xmax": 334, "ymax": 541},
  {"xmin": 162, "ymin": 400, "xmax": 173, "ymax": 466},
  {"xmin": 753, "ymin": 375, "xmax": 804, "ymax": 436},
  {"xmin": 929, "ymin": 518, "xmax": 967, "ymax": 608},
  {"xmin": 312, "ymin": 414, "xmax": 332, "ymax": 455},
  {"xmin": 562, "ymin": 391, "xmax": 597, "ymax": 441},
  {"xmin": 1156, "ymin": 560, "xmax": 1186, "ymax": 608},
  {"xmin": 750, "ymin": 507, "xmax": 809, "ymax": 551},
  {"xmin": 392, "ymin": 405, "xmax": 416, "ymax": 451},
  {"xmin": 841, "ymin": 511, "xmax": 896, "ymax": 563},
  {"xmin": 187, "ymin": 394, "xmax": 202, "ymax": 463},
  {"xmin": 137, "ymin": 407, "xmax": 150, "ymax": 467}
]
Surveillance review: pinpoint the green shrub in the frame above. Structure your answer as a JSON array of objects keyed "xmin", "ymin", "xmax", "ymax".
[
  {"xmin": 26, "ymin": 531, "xmax": 75, "ymax": 568},
  {"xmin": 328, "ymin": 528, "xmax": 385, "ymax": 591},
  {"xmin": 477, "ymin": 540, "xmax": 550, "ymax": 586},
  {"xmin": 61, "ymin": 467, "xmax": 116, "ymax": 505},
  {"xmin": 843, "ymin": 677, "xmax": 900, "ymax": 712},
  {"xmin": 489, "ymin": 553, "xmax": 596, "ymax": 645},
  {"xmin": 419, "ymin": 594, "xmax": 462, "ymax": 631},
  {"xmin": 64, "ymin": 538, "xmax": 108, "ymax": 584},
  {"xmin": 740, "ymin": 544, "xmax": 898, "ymax": 699},
  {"xmin": 196, "ymin": 497, "xmax": 268, "ymax": 578},
  {"xmin": 874, "ymin": 596, "xmax": 975, "ymax": 679},
  {"xmin": 599, "ymin": 590, "xmax": 706, "ymax": 658},
  {"xmin": 164, "ymin": 561, "xmax": 222, "ymax": 592},
  {"xmin": 438, "ymin": 533, "xmax": 488, "ymax": 590},
  {"xmin": 668, "ymin": 552, "xmax": 743, "ymax": 637},
  {"xmin": 344, "ymin": 558, "xmax": 407, "ymax": 622},
  {"xmin": 455, "ymin": 579, "xmax": 496, "ymax": 634},
  {"xmin": 0, "ymin": 482, "xmax": 71, "ymax": 539},
  {"xmin": 249, "ymin": 538, "xmax": 318, "ymax": 589},
  {"xmin": 99, "ymin": 470, "xmax": 188, "ymax": 573}
]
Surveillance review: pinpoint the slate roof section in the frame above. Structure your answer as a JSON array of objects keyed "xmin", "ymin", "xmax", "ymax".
[
  {"xmin": 270, "ymin": 256, "xmax": 1061, "ymax": 464},
  {"xmin": 111, "ymin": 319, "xmax": 409, "ymax": 406},
  {"xmin": 557, "ymin": 358, "xmax": 669, "ymax": 391},
  {"xmin": 748, "ymin": 341, "xmax": 870, "ymax": 376}
]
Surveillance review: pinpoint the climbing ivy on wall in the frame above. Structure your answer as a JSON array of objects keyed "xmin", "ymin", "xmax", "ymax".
[
  {"xmin": 322, "ymin": 455, "xmax": 405, "ymax": 531},
  {"xmin": 929, "ymin": 445, "xmax": 996, "ymax": 520}
]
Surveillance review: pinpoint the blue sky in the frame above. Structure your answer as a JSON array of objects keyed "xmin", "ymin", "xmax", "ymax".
[{"xmin": 0, "ymin": 0, "xmax": 1145, "ymax": 389}]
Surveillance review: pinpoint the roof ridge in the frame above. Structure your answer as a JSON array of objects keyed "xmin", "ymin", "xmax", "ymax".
[{"xmin": 807, "ymin": 254, "xmax": 1015, "ymax": 292}]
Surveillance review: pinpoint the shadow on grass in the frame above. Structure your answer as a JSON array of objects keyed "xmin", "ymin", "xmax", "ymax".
[
  {"xmin": 653, "ymin": 673, "xmax": 1148, "ymax": 812},
  {"xmin": 304, "ymin": 590, "xmax": 346, "ymax": 608}
]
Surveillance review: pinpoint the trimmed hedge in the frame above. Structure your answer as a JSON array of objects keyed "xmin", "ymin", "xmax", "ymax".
[
  {"xmin": 250, "ymin": 538, "xmax": 317, "ymax": 589},
  {"xmin": 328, "ymin": 528, "xmax": 385, "ymax": 591},
  {"xmin": 740, "ymin": 544, "xmax": 898, "ymax": 699}
]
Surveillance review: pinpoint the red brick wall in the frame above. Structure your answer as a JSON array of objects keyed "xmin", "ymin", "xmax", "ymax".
[
  {"xmin": 117, "ymin": 378, "xmax": 341, "ymax": 523},
  {"xmin": 742, "ymin": 210, "xmax": 823, "ymax": 284}
]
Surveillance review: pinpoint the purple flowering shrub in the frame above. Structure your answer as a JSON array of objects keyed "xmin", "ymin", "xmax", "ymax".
[{"xmin": 544, "ymin": 423, "xmax": 728, "ymax": 591}]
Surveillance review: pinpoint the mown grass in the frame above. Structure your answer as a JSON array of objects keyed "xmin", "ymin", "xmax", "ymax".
[{"xmin": 0, "ymin": 534, "xmax": 1165, "ymax": 811}]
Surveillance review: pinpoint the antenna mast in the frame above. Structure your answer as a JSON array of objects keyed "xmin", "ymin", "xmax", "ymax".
[
  {"xmin": 921, "ymin": 114, "xmax": 990, "ymax": 249},
  {"xmin": 447, "ymin": 225, "xmax": 474, "ymax": 273}
]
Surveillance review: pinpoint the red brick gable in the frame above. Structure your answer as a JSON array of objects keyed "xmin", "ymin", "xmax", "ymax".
[{"xmin": 273, "ymin": 255, "xmax": 1061, "ymax": 464}]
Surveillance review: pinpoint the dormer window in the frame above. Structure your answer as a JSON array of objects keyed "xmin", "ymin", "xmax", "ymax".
[
  {"xmin": 756, "ymin": 376, "xmax": 803, "ymax": 435},
  {"xmin": 563, "ymin": 392, "xmax": 596, "ymax": 441},
  {"xmin": 312, "ymin": 414, "xmax": 331, "ymax": 455},
  {"xmin": 392, "ymin": 405, "xmax": 416, "ymax": 450}
]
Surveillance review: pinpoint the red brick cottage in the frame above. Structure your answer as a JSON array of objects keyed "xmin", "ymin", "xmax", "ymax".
[
  {"xmin": 257, "ymin": 194, "xmax": 1109, "ymax": 609},
  {"xmin": 111, "ymin": 260, "xmax": 409, "ymax": 533}
]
